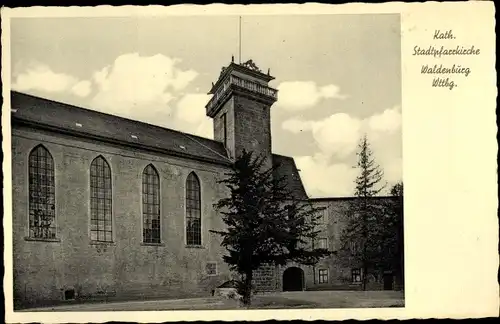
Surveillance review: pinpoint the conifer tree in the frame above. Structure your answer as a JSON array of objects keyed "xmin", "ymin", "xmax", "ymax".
[
  {"xmin": 339, "ymin": 135, "xmax": 386, "ymax": 290},
  {"xmin": 211, "ymin": 150, "xmax": 331, "ymax": 305},
  {"xmin": 385, "ymin": 181, "xmax": 404, "ymax": 289}
]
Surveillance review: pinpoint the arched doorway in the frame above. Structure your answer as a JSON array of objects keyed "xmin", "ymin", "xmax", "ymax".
[
  {"xmin": 383, "ymin": 273, "xmax": 394, "ymax": 290},
  {"xmin": 282, "ymin": 267, "xmax": 304, "ymax": 291}
]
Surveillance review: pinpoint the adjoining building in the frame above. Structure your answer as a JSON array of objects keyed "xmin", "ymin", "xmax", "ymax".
[{"xmin": 10, "ymin": 60, "xmax": 402, "ymax": 308}]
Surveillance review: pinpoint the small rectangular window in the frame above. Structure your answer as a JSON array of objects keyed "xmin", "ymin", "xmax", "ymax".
[
  {"xmin": 318, "ymin": 269, "xmax": 329, "ymax": 284},
  {"xmin": 352, "ymin": 268, "xmax": 362, "ymax": 283},
  {"xmin": 316, "ymin": 237, "xmax": 328, "ymax": 250},
  {"xmin": 206, "ymin": 262, "xmax": 217, "ymax": 276},
  {"xmin": 221, "ymin": 113, "xmax": 227, "ymax": 147},
  {"xmin": 350, "ymin": 241, "xmax": 361, "ymax": 254},
  {"xmin": 315, "ymin": 208, "xmax": 327, "ymax": 225}
]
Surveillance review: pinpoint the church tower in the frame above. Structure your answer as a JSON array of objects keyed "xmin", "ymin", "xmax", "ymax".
[{"xmin": 205, "ymin": 59, "xmax": 278, "ymax": 166}]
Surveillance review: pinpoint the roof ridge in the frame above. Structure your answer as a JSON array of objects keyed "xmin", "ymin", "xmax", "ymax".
[{"xmin": 181, "ymin": 133, "xmax": 233, "ymax": 163}]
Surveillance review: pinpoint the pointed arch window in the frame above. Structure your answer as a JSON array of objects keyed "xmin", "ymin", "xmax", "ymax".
[
  {"xmin": 28, "ymin": 145, "xmax": 56, "ymax": 239},
  {"xmin": 90, "ymin": 156, "xmax": 112, "ymax": 242},
  {"xmin": 142, "ymin": 164, "xmax": 160, "ymax": 243},
  {"xmin": 186, "ymin": 172, "xmax": 201, "ymax": 246}
]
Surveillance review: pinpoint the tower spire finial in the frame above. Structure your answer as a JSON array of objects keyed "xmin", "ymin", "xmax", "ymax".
[{"xmin": 239, "ymin": 16, "xmax": 242, "ymax": 64}]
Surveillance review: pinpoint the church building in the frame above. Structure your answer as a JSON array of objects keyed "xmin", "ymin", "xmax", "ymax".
[{"xmin": 10, "ymin": 59, "xmax": 401, "ymax": 308}]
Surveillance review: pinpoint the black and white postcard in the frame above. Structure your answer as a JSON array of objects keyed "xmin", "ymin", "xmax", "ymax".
[{"xmin": 1, "ymin": 2, "xmax": 497, "ymax": 322}]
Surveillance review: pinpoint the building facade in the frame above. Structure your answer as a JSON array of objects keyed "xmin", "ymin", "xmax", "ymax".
[
  {"xmin": 307, "ymin": 197, "xmax": 404, "ymax": 292},
  {"xmin": 10, "ymin": 60, "xmax": 402, "ymax": 308}
]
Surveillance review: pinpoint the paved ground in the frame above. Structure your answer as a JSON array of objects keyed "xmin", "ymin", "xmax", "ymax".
[{"xmin": 21, "ymin": 291, "xmax": 404, "ymax": 312}]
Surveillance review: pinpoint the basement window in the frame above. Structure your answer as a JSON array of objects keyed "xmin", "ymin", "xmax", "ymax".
[
  {"xmin": 64, "ymin": 289, "xmax": 75, "ymax": 300},
  {"xmin": 206, "ymin": 262, "xmax": 217, "ymax": 276}
]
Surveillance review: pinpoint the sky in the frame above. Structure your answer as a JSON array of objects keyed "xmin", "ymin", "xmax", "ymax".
[{"xmin": 10, "ymin": 14, "xmax": 402, "ymax": 198}]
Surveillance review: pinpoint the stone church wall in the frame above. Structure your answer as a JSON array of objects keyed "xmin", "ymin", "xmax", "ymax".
[
  {"xmin": 253, "ymin": 264, "xmax": 278, "ymax": 292},
  {"xmin": 11, "ymin": 126, "xmax": 401, "ymax": 308},
  {"xmin": 11, "ymin": 126, "xmax": 234, "ymax": 307}
]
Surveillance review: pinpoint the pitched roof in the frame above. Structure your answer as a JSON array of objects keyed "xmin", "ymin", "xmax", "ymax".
[
  {"xmin": 10, "ymin": 91, "xmax": 232, "ymax": 166},
  {"xmin": 10, "ymin": 91, "xmax": 309, "ymax": 199},
  {"xmin": 272, "ymin": 154, "xmax": 308, "ymax": 200}
]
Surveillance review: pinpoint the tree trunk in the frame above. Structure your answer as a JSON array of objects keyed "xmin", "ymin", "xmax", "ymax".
[
  {"xmin": 399, "ymin": 204, "xmax": 405, "ymax": 291},
  {"xmin": 362, "ymin": 200, "xmax": 368, "ymax": 291},
  {"xmin": 242, "ymin": 270, "xmax": 253, "ymax": 306}
]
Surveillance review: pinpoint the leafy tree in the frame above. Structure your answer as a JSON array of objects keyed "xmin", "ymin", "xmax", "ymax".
[
  {"xmin": 211, "ymin": 150, "xmax": 331, "ymax": 305},
  {"xmin": 339, "ymin": 135, "xmax": 386, "ymax": 290}
]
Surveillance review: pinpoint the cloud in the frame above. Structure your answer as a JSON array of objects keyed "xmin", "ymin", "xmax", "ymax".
[
  {"xmin": 368, "ymin": 106, "xmax": 401, "ymax": 134},
  {"xmin": 281, "ymin": 118, "xmax": 314, "ymax": 134},
  {"xmin": 311, "ymin": 113, "xmax": 362, "ymax": 158},
  {"xmin": 383, "ymin": 157, "xmax": 403, "ymax": 185},
  {"xmin": 17, "ymin": 53, "xmax": 211, "ymax": 138},
  {"xmin": 283, "ymin": 106, "xmax": 402, "ymax": 159},
  {"xmin": 276, "ymin": 81, "xmax": 347, "ymax": 111},
  {"xmin": 175, "ymin": 93, "xmax": 213, "ymax": 139},
  {"xmin": 297, "ymin": 154, "xmax": 401, "ymax": 197},
  {"xmin": 90, "ymin": 53, "xmax": 198, "ymax": 117},
  {"xmin": 176, "ymin": 93, "xmax": 211, "ymax": 124},
  {"xmin": 320, "ymin": 84, "xmax": 345, "ymax": 99},
  {"xmin": 12, "ymin": 63, "xmax": 92, "ymax": 97},
  {"xmin": 295, "ymin": 154, "xmax": 357, "ymax": 197},
  {"xmin": 282, "ymin": 113, "xmax": 362, "ymax": 158},
  {"xmin": 71, "ymin": 80, "xmax": 92, "ymax": 97},
  {"xmin": 283, "ymin": 107, "xmax": 402, "ymax": 197},
  {"xmin": 193, "ymin": 118, "xmax": 214, "ymax": 139}
]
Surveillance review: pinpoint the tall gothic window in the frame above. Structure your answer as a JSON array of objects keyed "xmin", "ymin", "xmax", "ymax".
[
  {"xmin": 142, "ymin": 164, "xmax": 160, "ymax": 243},
  {"xmin": 186, "ymin": 172, "xmax": 201, "ymax": 245},
  {"xmin": 28, "ymin": 145, "xmax": 56, "ymax": 239},
  {"xmin": 90, "ymin": 156, "xmax": 112, "ymax": 242}
]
